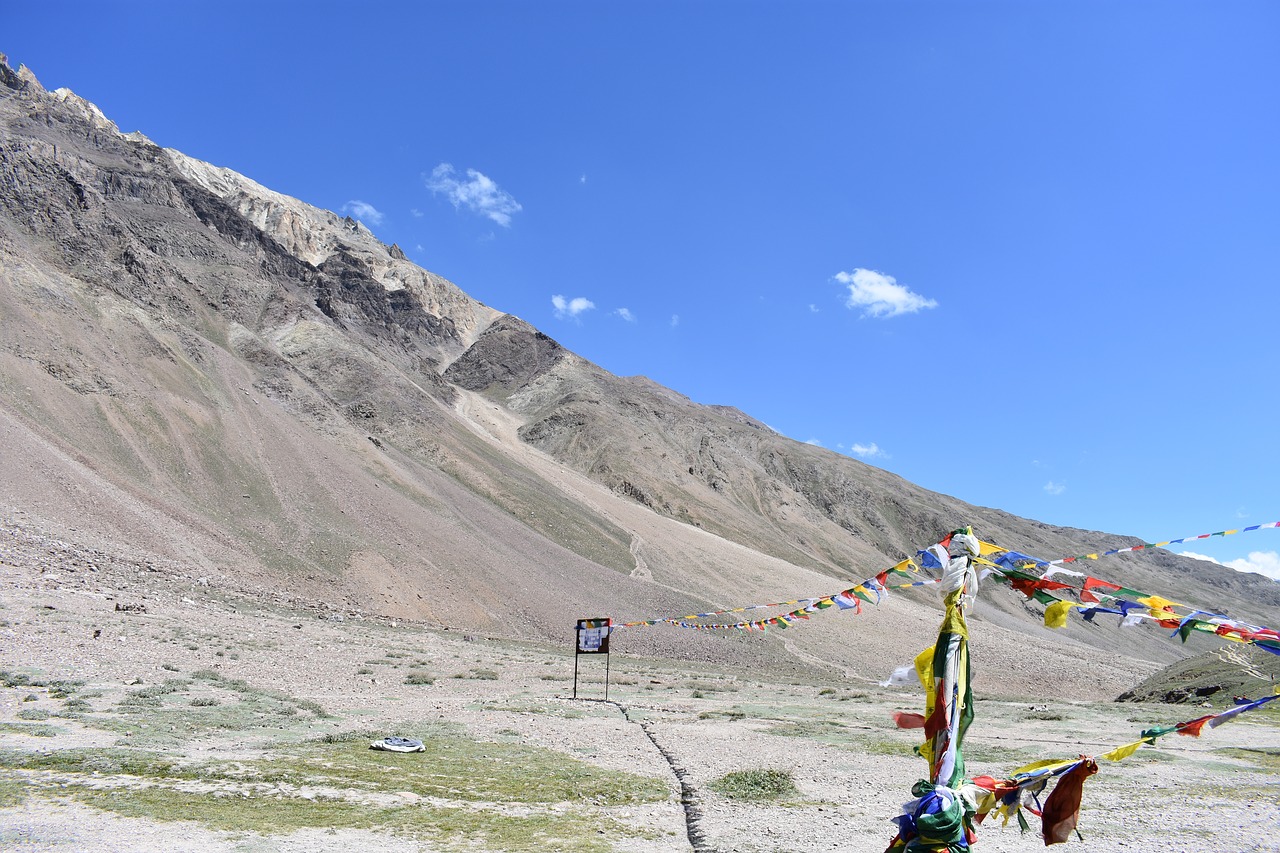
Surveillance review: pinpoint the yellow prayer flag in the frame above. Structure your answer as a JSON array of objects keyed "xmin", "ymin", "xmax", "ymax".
[
  {"xmin": 1043, "ymin": 600, "xmax": 1079, "ymax": 629},
  {"xmin": 978, "ymin": 539, "xmax": 1004, "ymax": 556},
  {"xmin": 1099, "ymin": 740, "xmax": 1146, "ymax": 762},
  {"xmin": 914, "ymin": 645, "xmax": 935, "ymax": 691},
  {"xmin": 1137, "ymin": 595, "xmax": 1180, "ymax": 615},
  {"xmin": 1010, "ymin": 757, "xmax": 1077, "ymax": 777}
]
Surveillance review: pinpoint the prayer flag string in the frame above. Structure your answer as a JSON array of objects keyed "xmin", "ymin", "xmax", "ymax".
[
  {"xmin": 1041, "ymin": 520, "xmax": 1279, "ymax": 567},
  {"xmin": 615, "ymin": 558, "xmax": 923, "ymax": 631}
]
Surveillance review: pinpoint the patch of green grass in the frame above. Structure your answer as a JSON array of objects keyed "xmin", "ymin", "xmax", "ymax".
[
  {"xmin": 1214, "ymin": 747, "xmax": 1280, "ymax": 771},
  {"xmin": 1, "ymin": 727, "xmax": 667, "ymax": 846},
  {"xmin": 63, "ymin": 785, "xmax": 635, "ymax": 851},
  {"xmin": 0, "ymin": 748, "xmax": 186, "ymax": 778},
  {"xmin": 477, "ymin": 700, "xmax": 585, "ymax": 718},
  {"xmin": 82, "ymin": 672, "xmax": 329, "ymax": 747},
  {"xmin": 16, "ymin": 708, "xmax": 51, "ymax": 721},
  {"xmin": 857, "ymin": 736, "xmax": 917, "ymax": 757},
  {"xmin": 710, "ymin": 769, "xmax": 798, "ymax": 801},
  {"xmin": 0, "ymin": 776, "xmax": 29, "ymax": 808},
  {"xmin": 0, "ymin": 722, "xmax": 58, "ymax": 738},
  {"xmin": 251, "ymin": 737, "xmax": 665, "ymax": 805},
  {"xmin": 698, "ymin": 710, "xmax": 746, "ymax": 721},
  {"xmin": 767, "ymin": 719, "xmax": 851, "ymax": 746}
]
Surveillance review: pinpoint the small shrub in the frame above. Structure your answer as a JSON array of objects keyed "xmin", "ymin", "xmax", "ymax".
[
  {"xmin": 711, "ymin": 769, "xmax": 798, "ymax": 801},
  {"xmin": 190, "ymin": 697, "xmax": 220, "ymax": 707},
  {"xmin": 316, "ymin": 728, "xmax": 382, "ymax": 744},
  {"xmin": 356, "ymin": 667, "xmax": 373, "ymax": 675},
  {"xmin": 405, "ymin": 671, "xmax": 436, "ymax": 686},
  {"xmin": 46, "ymin": 681, "xmax": 81, "ymax": 699},
  {"xmin": 18, "ymin": 708, "xmax": 51, "ymax": 721},
  {"xmin": 1025, "ymin": 710, "xmax": 1065, "ymax": 722},
  {"xmin": 161, "ymin": 664, "xmax": 180, "ymax": 672}
]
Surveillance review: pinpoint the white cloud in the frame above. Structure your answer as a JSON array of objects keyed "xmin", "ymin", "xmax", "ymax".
[
  {"xmin": 670, "ymin": 314, "xmax": 680, "ymax": 328},
  {"xmin": 426, "ymin": 163, "xmax": 522, "ymax": 227},
  {"xmin": 615, "ymin": 308, "xmax": 636, "ymax": 322},
  {"xmin": 580, "ymin": 173, "xmax": 587, "ymax": 184},
  {"xmin": 1044, "ymin": 481, "xmax": 1066, "ymax": 495},
  {"xmin": 835, "ymin": 268, "xmax": 938, "ymax": 318},
  {"xmin": 1180, "ymin": 550, "xmax": 1280, "ymax": 581},
  {"xmin": 410, "ymin": 208, "xmax": 423, "ymax": 218},
  {"xmin": 808, "ymin": 304, "xmax": 820, "ymax": 313},
  {"xmin": 342, "ymin": 200, "xmax": 384, "ymax": 226},
  {"xmin": 850, "ymin": 442, "xmax": 884, "ymax": 458},
  {"xmin": 552, "ymin": 294, "xmax": 595, "ymax": 319},
  {"xmin": 805, "ymin": 438, "xmax": 823, "ymax": 447}
]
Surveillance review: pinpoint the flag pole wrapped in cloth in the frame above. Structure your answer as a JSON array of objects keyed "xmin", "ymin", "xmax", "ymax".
[{"xmin": 887, "ymin": 528, "xmax": 981, "ymax": 853}]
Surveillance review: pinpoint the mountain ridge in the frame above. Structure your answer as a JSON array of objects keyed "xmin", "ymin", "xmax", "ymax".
[{"xmin": 1, "ymin": 55, "xmax": 1274, "ymax": 700}]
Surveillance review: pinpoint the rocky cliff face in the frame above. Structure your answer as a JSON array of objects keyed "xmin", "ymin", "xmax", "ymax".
[{"xmin": 1, "ymin": 56, "xmax": 1273, "ymax": 696}]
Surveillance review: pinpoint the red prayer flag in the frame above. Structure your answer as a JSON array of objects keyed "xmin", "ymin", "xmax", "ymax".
[
  {"xmin": 1080, "ymin": 577, "xmax": 1122, "ymax": 604},
  {"xmin": 893, "ymin": 711, "xmax": 926, "ymax": 729},
  {"xmin": 1175, "ymin": 715, "xmax": 1214, "ymax": 737}
]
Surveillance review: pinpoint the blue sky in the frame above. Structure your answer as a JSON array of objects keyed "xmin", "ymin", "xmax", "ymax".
[{"xmin": 7, "ymin": 1, "xmax": 1278, "ymax": 577}]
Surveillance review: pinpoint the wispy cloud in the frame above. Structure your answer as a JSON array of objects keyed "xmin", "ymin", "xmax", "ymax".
[
  {"xmin": 342, "ymin": 200, "xmax": 384, "ymax": 226},
  {"xmin": 1180, "ymin": 550, "xmax": 1280, "ymax": 581},
  {"xmin": 552, "ymin": 294, "xmax": 595, "ymax": 320},
  {"xmin": 805, "ymin": 438, "xmax": 823, "ymax": 447},
  {"xmin": 835, "ymin": 269, "xmax": 937, "ymax": 318},
  {"xmin": 580, "ymin": 173, "xmax": 587, "ymax": 184},
  {"xmin": 426, "ymin": 163, "xmax": 522, "ymax": 227},
  {"xmin": 1044, "ymin": 481, "xmax": 1066, "ymax": 495},
  {"xmin": 615, "ymin": 308, "xmax": 636, "ymax": 322},
  {"xmin": 850, "ymin": 442, "xmax": 884, "ymax": 458},
  {"xmin": 670, "ymin": 314, "xmax": 680, "ymax": 328}
]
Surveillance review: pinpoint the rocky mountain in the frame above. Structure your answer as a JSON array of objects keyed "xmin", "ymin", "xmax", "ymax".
[{"xmin": 1, "ymin": 56, "xmax": 1274, "ymax": 699}]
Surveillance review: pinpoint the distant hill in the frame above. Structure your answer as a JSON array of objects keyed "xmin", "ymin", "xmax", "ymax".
[{"xmin": 1, "ymin": 55, "xmax": 1274, "ymax": 699}]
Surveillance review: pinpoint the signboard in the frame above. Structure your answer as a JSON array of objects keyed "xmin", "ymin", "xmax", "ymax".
[
  {"xmin": 572, "ymin": 617, "xmax": 613, "ymax": 700},
  {"xmin": 576, "ymin": 618, "xmax": 612, "ymax": 654}
]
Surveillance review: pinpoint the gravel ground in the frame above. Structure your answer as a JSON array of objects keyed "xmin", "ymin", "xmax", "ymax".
[{"xmin": 1, "ymin": 520, "xmax": 1277, "ymax": 852}]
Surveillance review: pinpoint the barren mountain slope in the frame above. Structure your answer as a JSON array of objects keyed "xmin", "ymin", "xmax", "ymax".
[{"xmin": 1, "ymin": 56, "xmax": 1274, "ymax": 700}]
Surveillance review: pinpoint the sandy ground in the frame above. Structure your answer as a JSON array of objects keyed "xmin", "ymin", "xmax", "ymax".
[{"xmin": 1, "ymin": 524, "xmax": 1278, "ymax": 853}]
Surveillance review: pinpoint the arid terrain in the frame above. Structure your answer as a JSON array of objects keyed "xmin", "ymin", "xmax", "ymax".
[
  {"xmin": 2, "ymin": 519, "xmax": 1278, "ymax": 852},
  {"xmin": 1, "ymin": 54, "xmax": 1278, "ymax": 850}
]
